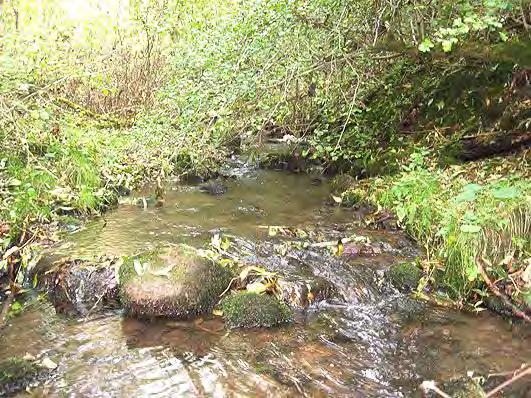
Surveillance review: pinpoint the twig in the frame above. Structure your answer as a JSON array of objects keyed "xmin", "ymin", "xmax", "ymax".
[
  {"xmin": 420, "ymin": 380, "xmax": 452, "ymax": 398},
  {"xmin": 477, "ymin": 257, "xmax": 531, "ymax": 323},
  {"xmin": 0, "ymin": 292, "xmax": 15, "ymax": 330},
  {"xmin": 334, "ymin": 61, "xmax": 361, "ymax": 150},
  {"xmin": 486, "ymin": 366, "xmax": 530, "ymax": 397}
]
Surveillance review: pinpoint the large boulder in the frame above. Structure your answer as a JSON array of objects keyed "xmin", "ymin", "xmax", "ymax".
[
  {"xmin": 221, "ymin": 291, "xmax": 293, "ymax": 328},
  {"xmin": 119, "ymin": 245, "xmax": 233, "ymax": 319}
]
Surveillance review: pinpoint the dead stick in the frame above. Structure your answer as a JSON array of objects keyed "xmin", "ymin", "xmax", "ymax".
[
  {"xmin": 0, "ymin": 293, "xmax": 15, "ymax": 330},
  {"xmin": 486, "ymin": 366, "xmax": 531, "ymax": 397},
  {"xmin": 477, "ymin": 257, "xmax": 531, "ymax": 323},
  {"xmin": 420, "ymin": 381, "xmax": 452, "ymax": 398}
]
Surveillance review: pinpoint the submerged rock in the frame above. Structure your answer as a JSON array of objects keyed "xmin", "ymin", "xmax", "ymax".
[
  {"xmin": 199, "ymin": 180, "xmax": 228, "ymax": 195},
  {"xmin": 387, "ymin": 261, "xmax": 422, "ymax": 292},
  {"xmin": 277, "ymin": 277, "xmax": 337, "ymax": 309},
  {"xmin": 221, "ymin": 291, "xmax": 293, "ymax": 328},
  {"xmin": 119, "ymin": 245, "xmax": 233, "ymax": 319}
]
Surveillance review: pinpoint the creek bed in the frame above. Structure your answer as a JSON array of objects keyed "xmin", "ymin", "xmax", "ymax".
[{"xmin": 1, "ymin": 170, "xmax": 530, "ymax": 397}]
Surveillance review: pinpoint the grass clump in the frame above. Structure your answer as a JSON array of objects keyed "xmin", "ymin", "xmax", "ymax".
[
  {"xmin": 221, "ymin": 292, "xmax": 293, "ymax": 329},
  {"xmin": 0, "ymin": 357, "xmax": 39, "ymax": 387}
]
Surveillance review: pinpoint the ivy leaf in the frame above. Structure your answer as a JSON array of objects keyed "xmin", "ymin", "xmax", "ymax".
[
  {"xmin": 466, "ymin": 265, "xmax": 479, "ymax": 282},
  {"xmin": 419, "ymin": 38, "xmax": 434, "ymax": 53},
  {"xmin": 455, "ymin": 190, "xmax": 476, "ymax": 203},
  {"xmin": 455, "ymin": 184, "xmax": 483, "ymax": 203}
]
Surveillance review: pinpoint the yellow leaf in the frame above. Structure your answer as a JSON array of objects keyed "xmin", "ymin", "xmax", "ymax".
[
  {"xmin": 331, "ymin": 195, "xmax": 343, "ymax": 204},
  {"xmin": 268, "ymin": 226, "xmax": 279, "ymax": 236},
  {"xmin": 212, "ymin": 309, "xmax": 223, "ymax": 316},
  {"xmin": 246, "ymin": 281, "xmax": 268, "ymax": 294},
  {"xmin": 335, "ymin": 240, "xmax": 344, "ymax": 256}
]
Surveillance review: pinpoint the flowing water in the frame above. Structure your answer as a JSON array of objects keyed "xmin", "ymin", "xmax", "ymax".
[{"xmin": 1, "ymin": 168, "xmax": 530, "ymax": 397}]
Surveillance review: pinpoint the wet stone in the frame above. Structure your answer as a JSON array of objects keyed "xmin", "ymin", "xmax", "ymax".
[
  {"xmin": 39, "ymin": 255, "xmax": 121, "ymax": 316},
  {"xmin": 221, "ymin": 291, "xmax": 293, "ymax": 328},
  {"xmin": 277, "ymin": 277, "xmax": 337, "ymax": 309},
  {"xmin": 199, "ymin": 180, "xmax": 228, "ymax": 195},
  {"xmin": 119, "ymin": 245, "xmax": 233, "ymax": 319}
]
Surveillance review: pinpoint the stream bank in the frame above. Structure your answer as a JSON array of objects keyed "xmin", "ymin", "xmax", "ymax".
[{"xmin": 1, "ymin": 167, "xmax": 530, "ymax": 397}]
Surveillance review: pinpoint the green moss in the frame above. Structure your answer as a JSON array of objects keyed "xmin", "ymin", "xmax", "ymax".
[
  {"xmin": 0, "ymin": 357, "xmax": 38, "ymax": 386},
  {"xmin": 221, "ymin": 292, "xmax": 293, "ymax": 328},
  {"xmin": 387, "ymin": 262, "xmax": 422, "ymax": 292},
  {"xmin": 119, "ymin": 245, "xmax": 234, "ymax": 318}
]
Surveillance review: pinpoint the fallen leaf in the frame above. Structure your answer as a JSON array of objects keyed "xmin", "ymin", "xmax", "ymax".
[{"xmin": 39, "ymin": 357, "xmax": 58, "ymax": 370}]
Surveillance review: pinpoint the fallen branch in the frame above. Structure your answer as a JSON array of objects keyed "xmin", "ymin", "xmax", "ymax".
[
  {"xmin": 55, "ymin": 97, "xmax": 131, "ymax": 128},
  {"xmin": 477, "ymin": 257, "xmax": 531, "ymax": 323}
]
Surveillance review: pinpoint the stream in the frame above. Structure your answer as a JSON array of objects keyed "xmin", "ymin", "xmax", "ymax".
[{"xmin": 1, "ymin": 168, "xmax": 530, "ymax": 397}]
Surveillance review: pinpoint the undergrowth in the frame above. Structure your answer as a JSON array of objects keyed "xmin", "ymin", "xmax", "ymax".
[
  {"xmin": 1, "ymin": 0, "xmax": 530, "ymax": 315},
  {"xmin": 364, "ymin": 150, "xmax": 530, "ymax": 312}
]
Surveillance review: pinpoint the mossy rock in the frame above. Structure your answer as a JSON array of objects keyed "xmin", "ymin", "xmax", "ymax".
[
  {"xmin": 119, "ymin": 245, "xmax": 233, "ymax": 319},
  {"xmin": 221, "ymin": 292, "xmax": 293, "ymax": 328},
  {"xmin": 387, "ymin": 262, "xmax": 422, "ymax": 292},
  {"xmin": 40, "ymin": 256, "xmax": 120, "ymax": 316},
  {"xmin": 0, "ymin": 357, "xmax": 40, "ymax": 395}
]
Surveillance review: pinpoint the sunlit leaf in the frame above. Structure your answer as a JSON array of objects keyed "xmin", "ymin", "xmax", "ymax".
[
  {"xmin": 460, "ymin": 224, "xmax": 481, "ymax": 233},
  {"xmin": 491, "ymin": 186, "xmax": 519, "ymax": 199},
  {"xmin": 133, "ymin": 259, "xmax": 144, "ymax": 276},
  {"xmin": 246, "ymin": 281, "xmax": 268, "ymax": 294}
]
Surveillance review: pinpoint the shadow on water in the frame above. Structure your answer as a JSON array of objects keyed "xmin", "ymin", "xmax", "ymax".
[{"xmin": 1, "ymin": 169, "xmax": 530, "ymax": 397}]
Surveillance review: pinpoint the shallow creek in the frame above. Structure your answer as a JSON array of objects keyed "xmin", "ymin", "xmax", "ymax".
[{"xmin": 1, "ymin": 169, "xmax": 530, "ymax": 397}]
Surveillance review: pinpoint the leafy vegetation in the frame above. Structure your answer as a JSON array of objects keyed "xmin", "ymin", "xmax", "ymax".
[
  {"xmin": 1, "ymin": 0, "xmax": 530, "ymax": 317},
  {"xmin": 366, "ymin": 151, "xmax": 530, "ymax": 314}
]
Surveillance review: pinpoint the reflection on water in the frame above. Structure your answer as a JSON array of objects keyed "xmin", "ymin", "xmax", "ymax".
[
  {"xmin": 62, "ymin": 171, "xmax": 346, "ymax": 257},
  {"xmin": 1, "ymin": 169, "xmax": 530, "ymax": 397},
  {"xmin": 1, "ymin": 303, "xmax": 529, "ymax": 397}
]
